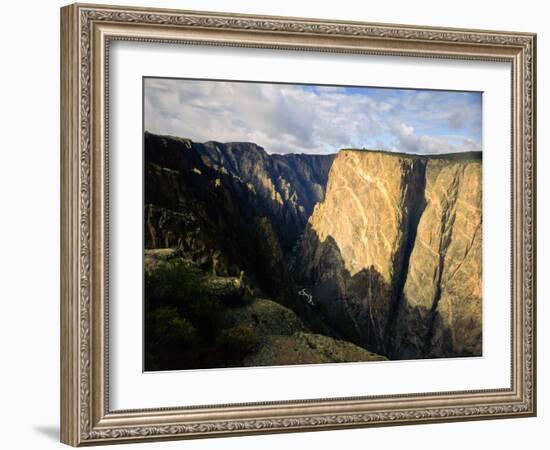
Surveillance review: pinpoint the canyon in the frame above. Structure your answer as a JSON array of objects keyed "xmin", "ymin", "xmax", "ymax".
[{"xmin": 144, "ymin": 131, "xmax": 482, "ymax": 369}]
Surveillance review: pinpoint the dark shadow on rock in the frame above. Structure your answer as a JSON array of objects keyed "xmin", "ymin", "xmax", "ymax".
[
  {"xmin": 294, "ymin": 225, "xmax": 479, "ymax": 360},
  {"xmin": 383, "ymin": 160, "xmax": 427, "ymax": 353}
]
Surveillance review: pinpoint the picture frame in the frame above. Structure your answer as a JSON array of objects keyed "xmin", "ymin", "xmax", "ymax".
[{"xmin": 60, "ymin": 2, "xmax": 537, "ymax": 446}]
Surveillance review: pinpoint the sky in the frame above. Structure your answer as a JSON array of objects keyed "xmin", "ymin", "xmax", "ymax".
[{"xmin": 144, "ymin": 77, "xmax": 482, "ymax": 155}]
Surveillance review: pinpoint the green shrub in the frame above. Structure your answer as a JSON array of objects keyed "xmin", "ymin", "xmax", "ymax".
[
  {"xmin": 145, "ymin": 260, "xmax": 223, "ymax": 339},
  {"xmin": 151, "ymin": 307, "xmax": 197, "ymax": 345},
  {"xmin": 144, "ymin": 259, "xmax": 257, "ymax": 370},
  {"xmin": 144, "ymin": 306, "xmax": 199, "ymax": 371},
  {"xmin": 217, "ymin": 324, "xmax": 259, "ymax": 361},
  {"xmin": 146, "ymin": 260, "xmax": 210, "ymax": 308}
]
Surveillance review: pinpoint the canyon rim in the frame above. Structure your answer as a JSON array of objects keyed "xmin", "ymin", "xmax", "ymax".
[{"xmin": 143, "ymin": 78, "xmax": 483, "ymax": 371}]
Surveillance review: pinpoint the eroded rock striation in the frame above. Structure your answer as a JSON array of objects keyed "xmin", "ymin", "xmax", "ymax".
[{"xmin": 295, "ymin": 150, "xmax": 482, "ymax": 359}]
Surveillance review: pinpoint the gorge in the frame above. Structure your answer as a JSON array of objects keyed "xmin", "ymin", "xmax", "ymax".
[{"xmin": 144, "ymin": 131, "xmax": 482, "ymax": 370}]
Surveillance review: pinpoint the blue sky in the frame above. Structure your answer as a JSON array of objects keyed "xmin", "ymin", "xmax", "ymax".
[{"xmin": 144, "ymin": 78, "xmax": 482, "ymax": 155}]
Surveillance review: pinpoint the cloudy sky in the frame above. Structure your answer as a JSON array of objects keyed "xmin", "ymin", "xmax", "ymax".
[{"xmin": 144, "ymin": 77, "xmax": 482, "ymax": 155}]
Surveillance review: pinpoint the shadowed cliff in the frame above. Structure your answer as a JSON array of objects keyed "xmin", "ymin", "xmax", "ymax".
[{"xmin": 146, "ymin": 132, "xmax": 335, "ymax": 252}]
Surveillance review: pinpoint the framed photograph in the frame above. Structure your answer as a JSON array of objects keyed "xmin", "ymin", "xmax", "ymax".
[{"xmin": 60, "ymin": 3, "xmax": 537, "ymax": 446}]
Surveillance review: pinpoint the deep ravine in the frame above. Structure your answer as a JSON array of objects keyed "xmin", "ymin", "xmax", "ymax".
[{"xmin": 145, "ymin": 132, "xmax": 482, "ymax": 362}]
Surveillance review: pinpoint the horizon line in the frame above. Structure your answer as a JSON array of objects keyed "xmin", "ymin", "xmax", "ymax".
[{"xmin": 144, "ymin": 130, "xmax": 482, "ymax": 158}]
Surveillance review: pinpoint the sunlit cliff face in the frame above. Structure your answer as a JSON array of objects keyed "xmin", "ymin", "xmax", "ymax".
[{"xmin": 297, "ymin": 149, "xmax": 482, "ymax": 359}]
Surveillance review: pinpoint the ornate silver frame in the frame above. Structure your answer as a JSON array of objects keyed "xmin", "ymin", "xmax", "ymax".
[{"xmin": 60, "ymin": 3, "xmax": 536, "ymax": 446}]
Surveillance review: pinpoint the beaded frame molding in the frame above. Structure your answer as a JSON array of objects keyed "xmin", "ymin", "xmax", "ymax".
[{"xmin": 60, "ymin": 3, "xmax": 536, "ymax": 446}]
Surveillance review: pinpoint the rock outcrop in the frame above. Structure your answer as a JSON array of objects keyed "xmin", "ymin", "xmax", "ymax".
[
  {"xmin": 295, "ymin": 150, "xmax": 482, "ymax": 359},
  {"xmin": 220, "ymin": 296, "xmax": 386, "ymax": 366},
  {"xmin": 245, "ymin": 332, "xmax": 387, "ymax": 367}
]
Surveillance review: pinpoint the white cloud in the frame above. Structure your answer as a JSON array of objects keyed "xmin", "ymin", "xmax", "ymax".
[
  {"xmin": 391, "ymin": 122, "xmax": 480, "ymax": 154},
  {"xmin": 144, "ymin": 79, "xmax": 482, "ymax": 155}
]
